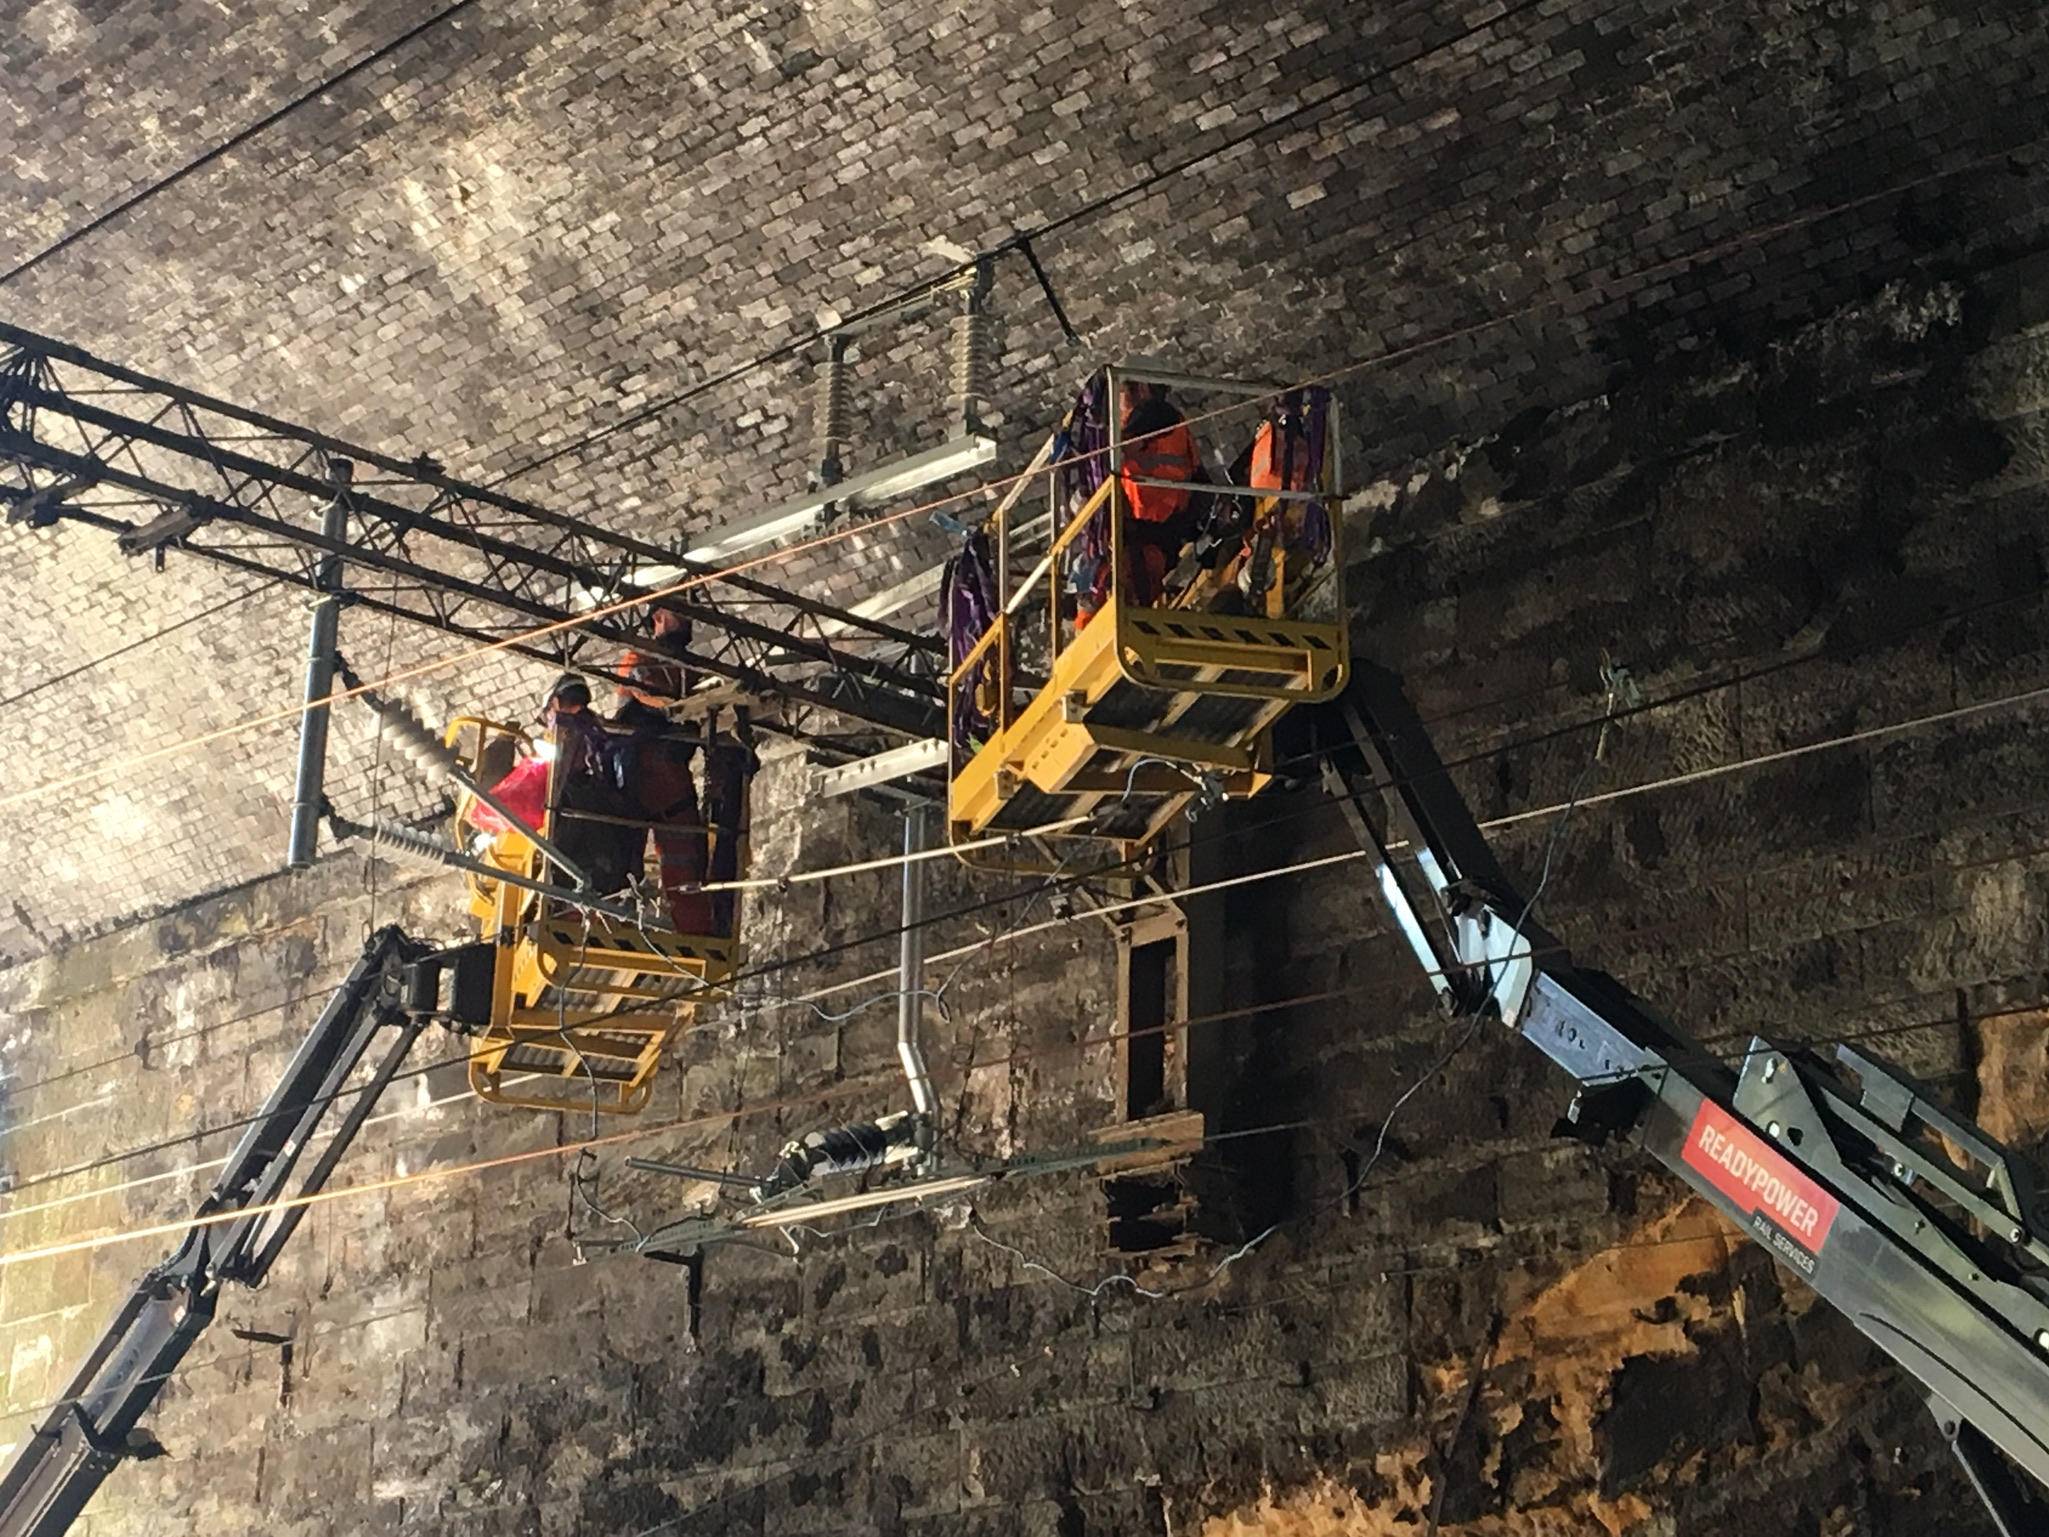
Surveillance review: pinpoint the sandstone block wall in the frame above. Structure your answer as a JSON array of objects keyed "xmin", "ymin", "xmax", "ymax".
[
  {"xmin": 2, "ymin": 279, "xmax": 2049, "ymax": 1533},
  {"xmin": 3, "ymin": 0, "xmax": 2049, "ymax": 1532},
  {"xmin": 1, "ymin": 0, "xmax": 2045, "ymax": 945}
]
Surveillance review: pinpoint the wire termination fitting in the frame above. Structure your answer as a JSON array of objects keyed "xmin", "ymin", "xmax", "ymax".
[{"xmin": 762, "ymin": 1110, "xmax": 924, "ymax": 1197}]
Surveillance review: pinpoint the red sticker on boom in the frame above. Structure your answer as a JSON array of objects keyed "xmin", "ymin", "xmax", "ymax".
[{"xmin": 1682, "ymin": 1100, "xmax": 1840, "ymax": 1274}]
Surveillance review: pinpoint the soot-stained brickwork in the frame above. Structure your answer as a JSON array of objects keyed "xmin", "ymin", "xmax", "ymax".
[
  {"xmin": 2, "ymin": 276, "xmax": 2049, "ymax": 1535},
  {"xmin": 5, "ymin": 1, "xmax": 2049, "ymax": 1534},
  {"xmin": 1, "ymin": 0, "xmax": 2047, "ymax": 947}
]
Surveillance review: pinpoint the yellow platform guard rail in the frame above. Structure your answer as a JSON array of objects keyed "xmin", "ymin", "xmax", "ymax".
[
  {"xmin": 444, "ymin": 716, "xmax": 739, "ymax": 1115},
  {"xmin": 947, "ymin": 366, "xmax": 1349, "ymax": 869}
]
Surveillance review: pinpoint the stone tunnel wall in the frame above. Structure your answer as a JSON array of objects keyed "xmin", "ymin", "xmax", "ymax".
[
  {"xmin": 2, "ymin": 0, "xmax": 2047, "ymax": 947},
  {"xmin": 2, "ymin": 268, "xmax": 2049, "ymax": 1535},
  {"xmin": 4, "ymin": 0, "xmax": 2049, "ymax": 1532}
]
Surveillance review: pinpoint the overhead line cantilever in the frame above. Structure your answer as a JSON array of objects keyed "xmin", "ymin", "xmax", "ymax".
[{"xmin": 0, "ymin": 323, "xmax": 942, "ymax": 748}]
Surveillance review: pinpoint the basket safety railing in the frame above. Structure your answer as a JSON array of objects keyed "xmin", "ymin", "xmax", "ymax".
[{"xmin": 946, "ymin": 366, "xmax": 1350, "ymax": 846}]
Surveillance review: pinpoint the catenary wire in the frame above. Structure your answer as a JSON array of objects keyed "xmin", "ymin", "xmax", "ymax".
[
  {"xmin": 1270, "ymin": 577, "xmax": 2049, "ymax": 789},
  {"xmin": 0, "ymin": 963, "xmax": 354, "ymax": 1113},
  {"xmin": 15, "ymin": 340, "xmax": 2022, "ymax": 1152},
  {"xmin": 296, "ymin": 540, "xmax": 2049, "ymax": 930},
  {"xmin": 3, "ymin": 930, "xmax": 2020, "ymax": 1246},
  {"xmin": 0, "ymin": 0, "xmax": 497, "ymax": 288},
  {"xmin": 0, "ymin": 864, "xmax": 444, "ymax": 1115},
  {"xmin": 0, "ymin": 349, "xmax": 1394, "ymax": 808},
  {"xmin": 962, "ymin": 663, "xmax": 1626, "ymax": 1299},
  {"xmin": 4, "ymin": 639, "xmax": 2016, "ymax": 1385},
  {"xmin": 772, "ymin": 669, "xmax": 2049, "ymax": 1015},
  {"xmin": 699, "ymin": 813, "xmax": 1091, "ymax": 894},
  {"xmin": 0, "ymin": 943, "xmax": 2029, "ymax": 1493},
  {"xmin": 1485, "ymin": 680, "xmax": 2049, "ymax": 834},
  {"xmin": 4, "ymin": 590, "xmax": 2032, "ymax": 1180},
  {"xmin": 0, "ymin": 1101, "xmax": 1459, "ymax": 1444},
  {"xmin": 11, "ymin": 669, "xmax": 2049, "ymax": 1202},
  {"xmin": 0, "ymin": 843, "xmax": 1095, "ymax": 1173},
  {"xmin": 4, "ymin": 129, "xmax": 2037, "ymax": 814},
  {"xmin": 0, "ymin": 21, "xmax": 2024, "ymax": 1483},
  {"xmin": 0, "ymin": 584, "xmax": 277, "ymax": 711},
  {"xmin": 0, "ymin": 853, "xmax": 1099, "ymax": 1215},
  {"xmin": 0, "ymin": 1042, "xmax": 1340, "ymax": 1270},
  {"xmin": 10, "ymin": 477, "xmax": 2046, "ymax": 1187},
  {"xmin": 1, "ymin": 523, "xmax": 2026, "ymax": 1096},
  {"xmin": 498, "ymin": 22, "xmax": 2037, "ymax": 486},
  {"xmin": 492, "ymin": 0, "xmax": 1564, "ymax": 482},
  {"xmin": 0, "ymin": 1098, "xmax": 1913, "ymax": 1530},
  {"xmin": 10, "ymin": 767, "xmax": 2046, "ymax": 1237},
  {"xmin": 0, "ymin": 1052, "xmax": 1823, "ymax": 1459},
  {"xmin": 0, "ymin": 7, "xmax": 1468, "ymax": 716},
  {"xmin": 0, "ymin": 528, "xmax": 2012, "ymax": 1141}
]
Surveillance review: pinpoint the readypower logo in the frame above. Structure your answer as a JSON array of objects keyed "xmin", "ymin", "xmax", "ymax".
[{"xmin": 1682, "ymin": 1101, "xmax": 1840, "ymax": 1272}]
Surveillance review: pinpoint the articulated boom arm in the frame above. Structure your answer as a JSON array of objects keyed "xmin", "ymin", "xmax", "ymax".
[
  {"xmin": 0, "ymin": 927, "xmax": 439, "ymax": 1537},
  {"xmin": 1325, "ymin": 661, "xmax": 2049, "ymax": 1534}
]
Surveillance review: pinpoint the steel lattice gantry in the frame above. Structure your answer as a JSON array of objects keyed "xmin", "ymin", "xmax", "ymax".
[{"xmin": 0, "ymin": 321, "xmax": 946, "ymax": 746}]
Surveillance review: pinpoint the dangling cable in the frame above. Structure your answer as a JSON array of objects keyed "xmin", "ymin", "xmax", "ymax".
[{"xmin": 556, "ymin": 932, "xmax": 645, "ymax": 1254}]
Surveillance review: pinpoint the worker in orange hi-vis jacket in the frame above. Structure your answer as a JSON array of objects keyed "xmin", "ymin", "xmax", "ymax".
[
  {"xmin": 1078, "ymin": 380, "xmax": 1203, "ymax": 627},
  {"xmin": 1116, "ymin": 379, "xmax": 1201, "ymax": 609}
]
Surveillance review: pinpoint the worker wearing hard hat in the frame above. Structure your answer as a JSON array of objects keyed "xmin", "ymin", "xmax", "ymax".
[
  {"xmin": 610, "ymin": 603, "xmax": 717, "ymax": 933},
  {"xmin": 616, "ymin": 601, "xmax": 693, "ymax": 710},
  {"xmin": 1076, "ymin": 381, "xmax": 1204, "ymax": 626},
  {"xmin": 538, "ymin": 673, "xmax": 638, "ymax": 895}
]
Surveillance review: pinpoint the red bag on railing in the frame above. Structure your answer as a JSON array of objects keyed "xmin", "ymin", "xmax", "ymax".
[{"xmin": 465, "ymin": 754, "xmax": 550, "ymax": 836}]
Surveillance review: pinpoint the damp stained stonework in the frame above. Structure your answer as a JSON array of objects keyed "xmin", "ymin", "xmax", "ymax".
[
  {"xmin": 2, "ymin": 0, "xmax": 2049, "ymax": 1531},
  {"xmin": 10, "ymin": 278, "xmax": 2049, "ymax": 1530}
]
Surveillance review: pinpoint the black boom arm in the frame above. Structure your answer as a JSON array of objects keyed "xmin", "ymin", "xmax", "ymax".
[
  {"xmin": 1324, "ymin": 660, "xmax": 2049, "ymax": 1535},
  {"xmin": 0, "ymin": 926, "xmax": 439, "ymax": 1537}
]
